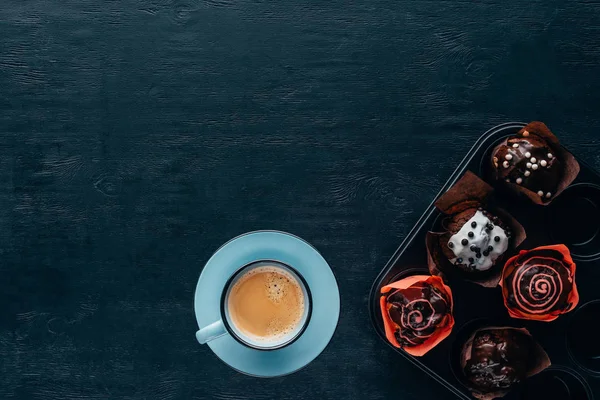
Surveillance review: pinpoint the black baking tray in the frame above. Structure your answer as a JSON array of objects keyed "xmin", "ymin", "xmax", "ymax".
[{"xmin": 369, "ymin": 122, "xmax": 600, "ymax": 400}]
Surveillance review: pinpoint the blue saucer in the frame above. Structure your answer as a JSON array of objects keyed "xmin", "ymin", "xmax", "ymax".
[{"xmin": 194, "ymin": 230, "xmax": 340, "ymax": 377}]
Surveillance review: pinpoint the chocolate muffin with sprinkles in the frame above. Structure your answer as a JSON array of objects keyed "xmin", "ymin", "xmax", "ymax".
[
  {"xmin": 426, "ymin": 172, "xmax": 526, "ymax": 287},
  {"xmin": 490, "ymin": 121, "xmax": 579, "ymax": 205}
]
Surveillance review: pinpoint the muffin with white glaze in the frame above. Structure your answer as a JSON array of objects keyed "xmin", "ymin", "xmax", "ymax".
[
  {"xmin": 442, "ymin": 207, "xmax": 511, "ymax": 273},
  {"xmin": 426, "ymin": 172, "xmax": 526, "ymax": 287}
]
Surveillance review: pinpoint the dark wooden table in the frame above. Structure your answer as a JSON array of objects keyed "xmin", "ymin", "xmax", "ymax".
[{"xmin": 1, "ymin": 1, "xmax": 600, "ymax": 399}]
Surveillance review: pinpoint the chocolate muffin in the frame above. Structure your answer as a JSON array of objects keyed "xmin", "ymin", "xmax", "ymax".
[
  {"xmin": 464, "ymin": 329, "xmax": 530, "ymax": 392},
  {"xmin": 492, "ymin": 131, "xmax": 559, "ymax": 199},
  {"xmin": 501, "ymin": 245, "xmax": 579, "ymax": 322},
  {"xmin": 490, "ymin": 122, "xmax": 579, "ymax": 205},
  {"xmin": 380, "ymin": 275, "xmax": 454, "ymax": 356},
  {"xmin": 460, "ymin": 327, "xmax": 551, "ymax": 399}
]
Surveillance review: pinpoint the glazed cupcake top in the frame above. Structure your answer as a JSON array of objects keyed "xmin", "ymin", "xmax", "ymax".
[{"xmin": 492, "ymin": 132, "xmax": 560, "ymax": 200}]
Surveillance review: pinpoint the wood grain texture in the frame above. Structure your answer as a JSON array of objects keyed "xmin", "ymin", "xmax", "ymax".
[{"xmin": 1, "ymin": 0, "xmax": 600, "ymax": 399}]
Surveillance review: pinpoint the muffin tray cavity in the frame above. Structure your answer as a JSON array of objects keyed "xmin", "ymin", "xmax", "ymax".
[{"xmin": 369, "ymin": 122, "xmax": 598, "ymax": 400}]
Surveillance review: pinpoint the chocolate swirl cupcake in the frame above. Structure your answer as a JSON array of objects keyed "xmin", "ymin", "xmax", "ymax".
[
  {"xmin": 501, "ymin": 245, "xmax": 579, "ymax": 322},
  {"xmin": 380, "ymin": 275, "xmax": 454, "ymax": 356}
]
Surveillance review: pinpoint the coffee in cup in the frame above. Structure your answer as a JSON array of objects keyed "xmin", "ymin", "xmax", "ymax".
[
  {"xmin": 224, "ymin": 261, "xmax": 310, "ymax": 349},
  {"xmin": 195, "ymin": 260, "xmax": 311, "ymax": 350},
  {"xmin": 227, "ymin": 265, "xmax": 306, "ymax": 344}
]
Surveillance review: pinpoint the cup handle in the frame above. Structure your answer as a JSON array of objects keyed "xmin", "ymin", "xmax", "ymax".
[{"xmin": 196, "ymin": 320, "xmax": 228, "ymax": 344}]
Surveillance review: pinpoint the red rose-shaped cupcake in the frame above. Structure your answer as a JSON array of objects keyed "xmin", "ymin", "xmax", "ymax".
[
  {"xmin": 380, "ymin": 274, "xmax": 454, "ymax": 356},
  {"xmin": 500, "ymin": 244, "xmax": 579, "ymax": 322}
]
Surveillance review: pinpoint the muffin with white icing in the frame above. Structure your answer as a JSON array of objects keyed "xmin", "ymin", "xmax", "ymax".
[
  {"xmin": 442, "ymin": 208, "xmax": 511, "ymax": 273},
  {"xmin": 427, "ymin": 172, "xmax": 526, "ymax": 287}
]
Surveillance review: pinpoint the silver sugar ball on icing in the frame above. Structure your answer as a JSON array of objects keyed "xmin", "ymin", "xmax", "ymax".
[
  {"xmin": 525, "ymin": 152, "xmax": 531, "ymax": 158},
  {"xmin": 540, "ymin": 160, "xmax": 547, "ymax": 167},
  {"xmin": 546, "ymin": 192, "xmax": 552, "ymax": 198},
  {"xmin": 526, "ymin": 162, "xmax": 532, "ymax": 169},
  {"xmin": 548, "ymin": 153, "xmax": 553, "ymax": 159},
  {"xmin": 537, "ymin": 190, "xmax": 544, "ymax": 196},
  {"xmin": 505, "ymin": 154, "xmax": 513, "ymax": 160},
  {"xmin": 524, "ymin": 170, "xmax": 531, "ymax": 177},
  {"xmin": 530, "ymin": 157, "xmax": 537, "ymax": 163},
  {"xmin": 532, "ymin": 164, "xmax": 539, "ymax": 170},
  {"xmin": 512, "ymin": 143, "xmax": 519, "ymax": 148},
  {"xmin": 516, "ymin": 178, "xmax": 522, "ymax": 184}
]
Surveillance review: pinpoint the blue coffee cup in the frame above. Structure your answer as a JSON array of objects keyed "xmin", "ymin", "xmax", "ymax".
[{"xmin": 196, "ymin": 260, "xmax": 312, "ymax": 350}]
